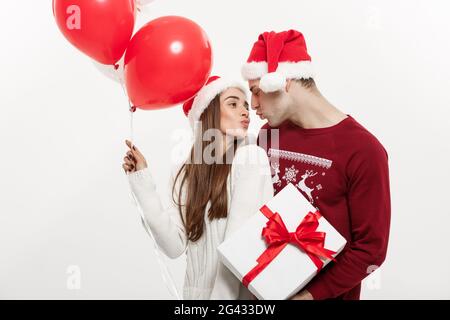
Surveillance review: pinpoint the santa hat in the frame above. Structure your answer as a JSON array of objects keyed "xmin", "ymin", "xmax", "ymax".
[
  {"xmin": 183, "ymin": 76, "xmax": 248, "ymax": 129},
  {"xmin": 241, "ymin": 30, "xmax": 314, "ymax": 93}
]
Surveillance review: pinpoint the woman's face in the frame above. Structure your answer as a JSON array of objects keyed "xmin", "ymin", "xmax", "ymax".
[{"xmin": 219, "ymin": 87, "xmax": 250, "ymax": 139}]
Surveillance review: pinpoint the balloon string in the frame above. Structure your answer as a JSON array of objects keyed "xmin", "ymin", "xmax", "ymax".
[
  {"xmin": 118, "ymin": 66, "xmax": 182, "ymax": 300},
  {"xmin": 127, "ymin": 180, "xmax": 182, "ymax": 301}
]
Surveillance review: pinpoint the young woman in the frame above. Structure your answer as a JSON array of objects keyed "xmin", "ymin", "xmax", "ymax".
[{"xmin": 122, "ymin": 76, "xmax": 273, "ymax": 299}]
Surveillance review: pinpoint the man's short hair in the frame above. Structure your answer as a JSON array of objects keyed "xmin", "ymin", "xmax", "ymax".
[{"xmin": 293, "ymin": 78, "xmax": 316, "ymax": 89}]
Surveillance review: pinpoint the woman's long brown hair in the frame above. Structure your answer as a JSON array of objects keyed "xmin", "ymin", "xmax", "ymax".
[{"xmin": 172, "ymin": 95, "xmax": 240, "ymax": 242}]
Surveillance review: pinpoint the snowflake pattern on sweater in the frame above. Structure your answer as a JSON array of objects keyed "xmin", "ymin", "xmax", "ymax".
[{"xmin": 268, "ymin": 148, "xmax": 333, "ymax": 206}]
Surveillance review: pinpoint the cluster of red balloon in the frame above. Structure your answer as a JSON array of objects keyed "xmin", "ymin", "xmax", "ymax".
[{"xmin": 52, "ymin": 0, "xmax": 213, "ymax": 111}]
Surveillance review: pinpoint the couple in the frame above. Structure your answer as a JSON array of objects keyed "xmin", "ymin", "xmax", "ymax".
[{"xmin": 122, "ymin": 30, "xmax": 391, "ymax": 300}]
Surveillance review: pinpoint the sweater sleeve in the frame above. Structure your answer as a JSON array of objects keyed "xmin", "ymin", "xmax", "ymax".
[
  {"xmin": 127, "ymin": 167, "xmax": 188, "ymax": 259},
  {"xmin": 305, "ymin": 140, "xmax": 391, "ymax": 300},
  {"xmin": 210, "ymin": 144, "xmax": 274, "ymax": 300}
]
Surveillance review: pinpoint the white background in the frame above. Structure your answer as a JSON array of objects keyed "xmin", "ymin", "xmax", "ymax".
[{"xmin": 1, "ymin": 0, "xmax": 449, "ymax": 299}]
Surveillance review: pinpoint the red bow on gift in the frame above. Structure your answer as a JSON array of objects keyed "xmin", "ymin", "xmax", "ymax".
[{"xmin": 242, "ymin": 205, "xmax": 337, "ymax": 288}]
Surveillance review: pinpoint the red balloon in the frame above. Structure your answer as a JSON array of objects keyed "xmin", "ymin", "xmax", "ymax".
[
  {"xmin": 124, "ymin": 16, "xmax": 213, "ymax": 110},
  {"xmin": 53, "ymin": 0, "xmax": 136, "ymax": 65}
]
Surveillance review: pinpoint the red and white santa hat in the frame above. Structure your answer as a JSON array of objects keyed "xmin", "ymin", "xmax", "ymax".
[
  {"xmin": 183, "ymin": 75, "xmax": 248, "ymax": 129},
  {"xmin": 241, "ymin": 29, "xmax": 314, "ymax": 93}
]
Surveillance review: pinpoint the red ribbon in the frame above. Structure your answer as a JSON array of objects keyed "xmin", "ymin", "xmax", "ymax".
[{"xmin": 242, "ymin": 205, "xmax": 337, "ymax": 288}]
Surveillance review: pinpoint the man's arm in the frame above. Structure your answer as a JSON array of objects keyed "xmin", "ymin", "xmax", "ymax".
[{"xmin": 301, "ymin": 141, "xmax": 391, "ymax": 300}]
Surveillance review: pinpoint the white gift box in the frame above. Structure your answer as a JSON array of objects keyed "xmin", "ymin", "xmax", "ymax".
[{"xmin": 217, "ymin": 183, "xmax": 347, "ymax": 300}]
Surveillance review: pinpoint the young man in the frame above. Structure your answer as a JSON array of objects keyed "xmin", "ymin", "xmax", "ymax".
[{"xmin": 242, "ymin": 30, "xmax": 391, "ymax": 300}]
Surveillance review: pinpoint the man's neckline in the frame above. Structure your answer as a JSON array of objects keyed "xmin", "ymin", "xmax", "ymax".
[{"xmin": 281, "ymin": 114, "xmax": 352, "ymax": 135}]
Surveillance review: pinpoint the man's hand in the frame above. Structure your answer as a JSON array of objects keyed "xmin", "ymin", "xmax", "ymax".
[{"xmin": 290, "ymin": 290, "xmax": 314, "ymax": 300}]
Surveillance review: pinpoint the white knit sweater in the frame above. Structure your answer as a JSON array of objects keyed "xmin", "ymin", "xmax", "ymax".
[{"xmin": 127, "ymin": 143, "xmax": 274, "ymax": 300}]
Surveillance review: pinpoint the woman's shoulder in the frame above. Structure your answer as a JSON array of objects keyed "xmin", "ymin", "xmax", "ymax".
[
  {"xmin": 229, "ymin": 141, "xmax": 273, "ymax": 194},
  {"xmin": 232, "ymin": 142, "xmax": 269, "ymax": 167}
]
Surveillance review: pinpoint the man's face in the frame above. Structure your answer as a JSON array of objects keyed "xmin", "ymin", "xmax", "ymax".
[{"xmin": 248, "ymin": 79, "xmax": 289, "ymax": 127}]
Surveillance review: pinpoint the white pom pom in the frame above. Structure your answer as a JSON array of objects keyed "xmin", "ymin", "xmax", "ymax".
[{"xmin": 259, "ymin": 72, "xmax": 286, "ymax": 93}]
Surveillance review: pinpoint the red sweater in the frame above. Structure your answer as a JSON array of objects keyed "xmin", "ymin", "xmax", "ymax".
[{"xmin": 257, "ymin": 115, "xmax": 391, "ymax": 300}]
